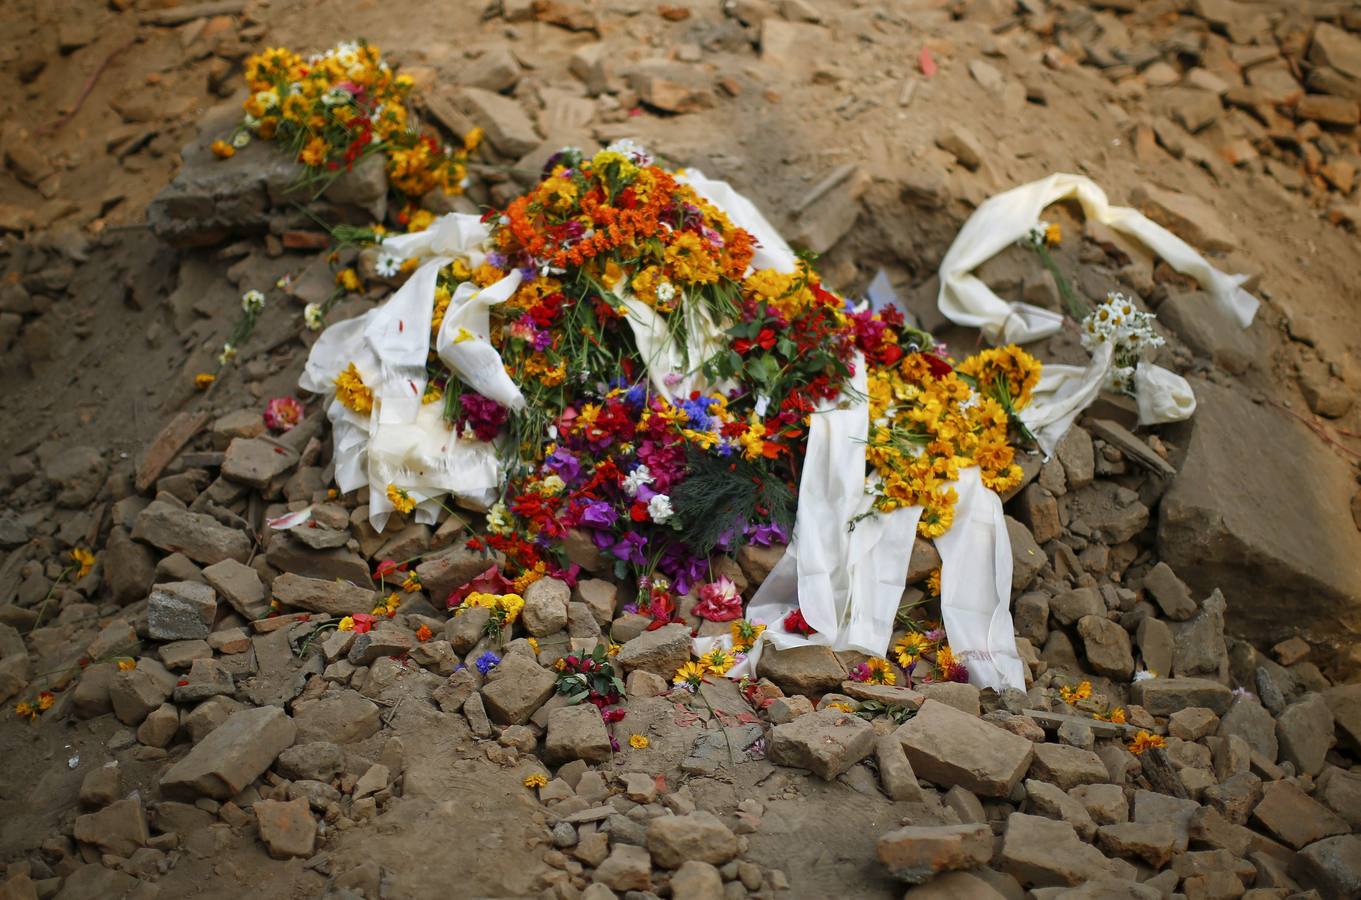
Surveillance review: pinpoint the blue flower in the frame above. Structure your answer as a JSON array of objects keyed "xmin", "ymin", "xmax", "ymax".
[{"xmin": 475, "ymin": 651, "xmax": 501, "ymax": 675}]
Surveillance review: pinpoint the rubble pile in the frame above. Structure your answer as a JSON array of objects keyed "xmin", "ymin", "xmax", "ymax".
[{"xmin": 0, "ymin": 0, "xmax": 1359, "ymax": 899}]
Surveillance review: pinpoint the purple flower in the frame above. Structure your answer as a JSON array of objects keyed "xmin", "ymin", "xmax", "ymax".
[
  {"xmin": 608, "ymin": 532, "xmax": 647, "ymax": 566},
  {"xmin": 475, "ymin": 651, "xmax": 501, "ymax": 675},
  {"xmin": 658, "ymin": 543, "xmax": 707, "ymax": 596},
  {"xmin": 532, "ymin": 330, "xmax": 553, "ymax": 352},
  {"xmin": 546, "ymin": 447, "xmax": 581, "ymax": 483},
  {"xmin": 486, "ymin": 251, "xmax": 508, "ymax": 269},
  {"xmin": 580, "ymin": 500, "xmax": 617, "ymax": 529},
  {"xmin": 746, "ymin": 521, "xmax": 788, "ymax": 547}
]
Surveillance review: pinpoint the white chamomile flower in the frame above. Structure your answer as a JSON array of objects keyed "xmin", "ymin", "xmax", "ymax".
[
  {"xmin": 231, "ymin": 132, "xmax": 251, "ymax": 149},
  {"xmin": 303, "ymin": 303, "xmax": 324, "ymax": 331},
  {"xmin": 241, "ymin": 289, "xmax": 266, "ymax": 314},
  {"xmin": 218, "ymin": 343, "xmax": 238, "ymax": 365},
  {"xmin": 655, "ymin": 280, "xmax": 676, "ymax": 303},
  {"xmin": 647, "ymin": 493, "xmax": 674, "ymax": 524},
  {"xmin": 375, "ymin": 253, "xmax": 401, "ymax": 278}
]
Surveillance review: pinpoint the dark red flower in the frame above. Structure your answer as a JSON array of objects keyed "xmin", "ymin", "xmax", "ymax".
[{"xmin": 783, "ymin": 609, "xmax": 816, "ymax": 635}]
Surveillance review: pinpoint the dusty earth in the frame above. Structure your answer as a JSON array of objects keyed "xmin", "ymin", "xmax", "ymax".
[{"xmin": 1, "ymin": 0, "xmax": 1361, "ymax": 899}]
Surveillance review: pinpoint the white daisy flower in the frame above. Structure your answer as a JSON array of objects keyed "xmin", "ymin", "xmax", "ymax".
[
  {"xmin": 375, "ymin": 253, "xmax": 401, "ymax": 278},
  {"xmin": 241, "ymin": 290, "xmax": 266, "ymax": 314},
  {"xmin": 303, "ymin": 303, "xmax": 324, "ymax": 331}
]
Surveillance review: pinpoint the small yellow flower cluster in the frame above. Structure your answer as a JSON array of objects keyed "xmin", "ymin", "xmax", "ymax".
[
  {"xmin": 460, "ymin": 591, "xmax": 525, "ymax": 626},
  {"xmin": 865, "ymin": 347, "xmax": 1036, "ymax": 536},
  {"xmin": 386, "ymin": 484, "xmax": 417, "ymax": 515},
  {"xmin": 401, "ymin": 571, "xmax": 422, "ymax": 593},
  {"xmin": 1059, "ymin": 680, "xmax": 1093, "ymax": 706},
  {"xmin": 628, "ymin": 734, "xmax": 650, "ymax": 749},
  {"xmin": 334, "ymin": 363, "xmax": 373, "ymax": 414},
  {"xmin": 371, "ymin": 592, "xmax": 401, "ymax": 617},
  {"xmin": 523, "ymin": 773, "xmax": 548, "ymax": 789},
  {"xmin": 236, "ymin": 41, "xmax": 477, "ymax": 200}
]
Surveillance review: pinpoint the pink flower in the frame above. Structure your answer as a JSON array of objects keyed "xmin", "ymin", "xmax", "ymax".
[
  {"xmin": 264, "ymin": 396, "xmax": 304, "ymax": 432},
  {"xmin": 693, "ymin": 576, "xmax": 742, "ymax": 622}
]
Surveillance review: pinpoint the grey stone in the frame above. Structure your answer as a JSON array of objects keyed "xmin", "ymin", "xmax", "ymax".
[
  {"xmin": 132, "ymin": 500, "xmax": 251, "ymax": 565},
  {"xmin": 160, "ymin": 706, "xmax": 296, "ymax": 799},
  {"xmin": 544, "ymin": 703, "xmax": 612, "ymax": 764},
  {"xmin": 271, "ymin": 573, "xmax": 374, "ymax": 615},
  {"xmin": 646, "ymin": 811, "xmax": 738, "ymax": 869},
  {"xmin": 616, "ymin": 623, "xmax": 692, "ymax": 679},
  {"xmin": 875, "ymin": 822, "xmax": 993, "ymax": 884},
  {"xmin": 1158, "ymin": 380, "xmax": 1361, "ymax": 660},
  {"xmin": 201, "ymin": 559, "xmax": 269, "ymax": 620},
  {"xmin": 147, "ymin": 581, "xmax": 217, "ymax": 640},
  {"xmin": 999, "ymin": 812, "xmax": 1134, "ymax": 888},
  {"xmin": 896, "ymin": 699, "xmax": 1034, "ymax": 798},
  {"xmin": 767, "ymin": 707, "xmax": 875, "ymax": 780},
  {"xmin": 1276, "ymin": 692, "xmax": 1335, "ymax": 776}
]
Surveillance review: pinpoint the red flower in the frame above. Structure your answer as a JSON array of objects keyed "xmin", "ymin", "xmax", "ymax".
[
  {"xmin": 374, "ymin": 559, "xmax": 406, "ymax": 579},
  {"xmin": 919, "ymin": 352, "xmax": 953, "ymax": 379},
  {"xmin": 601, "ymin": 707, "xmax": 627, "ymax": 723},
  {"xmin": 783, "ymin": 609, "xmax": 816, "ymax": 636},
  {"xmin": 351, "ymin": 613, "xmax": 376, "ymax": 634}
]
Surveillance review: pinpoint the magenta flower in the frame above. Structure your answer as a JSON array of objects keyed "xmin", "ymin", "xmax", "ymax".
[{"xmin": 264, "ymin": 396, "xmax": 304, "ymax": 432}]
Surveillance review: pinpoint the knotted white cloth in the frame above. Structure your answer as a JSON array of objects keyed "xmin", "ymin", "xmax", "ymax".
[{"xmin": 938, "ymin": 173, "xmax": 1257, "ymax": 453}]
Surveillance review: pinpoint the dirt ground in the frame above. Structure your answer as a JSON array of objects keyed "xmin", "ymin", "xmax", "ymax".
[{"xmin": 1, "ymin": 0, "xmax": 1360, "ymax": 897}]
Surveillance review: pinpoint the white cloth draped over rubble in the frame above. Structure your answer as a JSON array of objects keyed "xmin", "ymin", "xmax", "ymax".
[
  {"xmin": 301, "ymin": 169, "xmax": 1032, "ymax": 694},
  {"xmin": 937, "ymin": 172, "xmax": 1259, "ymax": 455}
]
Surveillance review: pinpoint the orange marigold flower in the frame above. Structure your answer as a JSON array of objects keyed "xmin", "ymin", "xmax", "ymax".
[
  {"xmin": 1127, "ymin": 730, "xmax": 1167, "ymax": 755},
  {"xmin": 211, "ymin": 140, "xmax": 236, "ymax": 159},
  {"xmin": 415, "ymin": 624, "xmax": 433, "ymax": 642}
]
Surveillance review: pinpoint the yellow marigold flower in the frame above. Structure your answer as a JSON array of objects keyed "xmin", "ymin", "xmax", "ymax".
[
  {"xmin": 926, "ymin": 568, "xmax": 941, "ymax": 597},
  {"xmin": 401, "ymin": 571, "xmax": 422, "ymax": 593},
  {"xmin": 70, "ymin": 547, "xmax": 95, "ymax": 579},
  {"xmin": 338, "ymin": 616, "xmax": 355, "ymax": 632},
  {"xmin": 463, "ymin": 127, "xmax": 484, "ymax": 153},
  {"xmin": 194, "ymin": 373, "xmax": 216, "ymax": 390},
  {"xmin": 674, "ymin": 661, "xmax": 707, "ymax": 689},
  {"xmin": 825, "ymin": 701, "xmax": 855, "ymax": 713},
  {"xmin": 628, "ymin": 734, "xmax": 650, "ymax": 749},
  {"xmin": 1109, "ymin": 708, "xmax": 1128, "ymax": 724},
  {"xmin": 407, "ymin": 209, "xmax": 436, "ymax": 233},
  {"xmin": 1127, "ymin": 730, "xmax": 1167, "ymax": 756},
  {"xmin": 117, "ymin": 658, "xmax": 137, "ymax": 672},
  {"xmin": 334, "ymin": 363, "xmax": 373, "ymax": 414},
  {"xmin": 14, "ymin": 701, "xmax": 35, "ymax": 720},
  {"xmin": 1045, "ymin": 222, "xmax": 1062, "ymax": 245},
  {"xmin": 607, "ymin": 643, "xmax": 621, "ymax": 656},
  {"xmin": 527, "ymin": 637, "xmax": 539, "ymax": 654},
  {"xmin": 523, "ymin": 773, "xmax": 548, "ymax": 789},
  {"xmin": 864, "ymin": 657, "xmax": 896, "ymax": 685},
  {"xmin": 211, "ymin": 140, "xmax": 236, "ymax": 160},
  {"xmin": 36, "ymin": 691, "xmax": 54, "ymax": 711},
  {"xmin": 299, "ymin": 137, "xmax": 329, "ymax": 167},
  {"xmin": 387, "ymin": 484, "xmax": 417, "ymax": 514},
  {"xmin": 337, "ymin": 268, "xmax": 362, "ymax": 292}
]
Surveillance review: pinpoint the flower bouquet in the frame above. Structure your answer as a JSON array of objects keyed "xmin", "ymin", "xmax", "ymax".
[{"xmin": 301, "ymin": 139, "xmax": 1040, "ymax": 688}]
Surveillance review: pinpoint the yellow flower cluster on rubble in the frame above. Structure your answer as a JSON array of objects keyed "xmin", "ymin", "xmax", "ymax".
[
  {"xmin": 459, "ymin": 591, "xmax": 525, "ymax": 626},
  {"xmin": 237, "ymin": 41, "xmax": 480, "ymax": 199},
  {"xmin": 864, "ymin": 347, "xmax": 1039, "ymax": 537}
]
